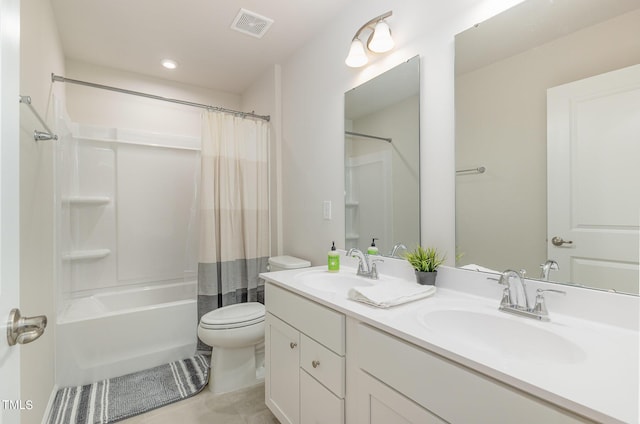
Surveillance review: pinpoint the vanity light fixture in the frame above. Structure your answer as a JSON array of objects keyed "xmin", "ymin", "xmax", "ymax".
[
  {"xmin": 161, "ymin": 59, "xmax": 178, "ymax": 70},
  {"xmin": 345, "ymin": 11, "xmax": 394, "ymax": 68}
]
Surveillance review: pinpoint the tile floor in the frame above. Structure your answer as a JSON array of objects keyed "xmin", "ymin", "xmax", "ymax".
[{"xmin": 119, "ymin": 384, "xmax": 279, "ymax": 424}]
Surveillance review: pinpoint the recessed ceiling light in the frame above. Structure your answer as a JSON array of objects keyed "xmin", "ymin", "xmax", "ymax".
[{"xmin": 161, "ymin": 59, "xmax": 178, "ymax": 70}]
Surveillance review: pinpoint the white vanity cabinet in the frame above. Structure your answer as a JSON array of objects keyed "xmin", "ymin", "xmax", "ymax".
[
  {"xmin": 353, "ymin": 323, "xmax": 596, "ymax": 424},
  {"xmin": 265, "ymin": 283, "xmax": 346, "ymax": 424}
]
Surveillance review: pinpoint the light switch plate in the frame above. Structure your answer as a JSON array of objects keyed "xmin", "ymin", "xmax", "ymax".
[{"xmin": 323, "ymin": 200, "xmax": 332, "ymax": 220}]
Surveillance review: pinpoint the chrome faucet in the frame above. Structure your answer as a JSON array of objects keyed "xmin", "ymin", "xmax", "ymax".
[
  {"xmin": 347, "ymin": 248, "xmax": 383, "ymax": 279},
  {"xmin": 540, "ymin": 260, "xmax": 559, "ymax": 281},
  {"xmin": 498, "ymin": 269, "xmax": 529, "ymax": 310},
  {"xmin": 389, "ymin": 243, "xmax": 407, "ymax": 257},
  {"xmin": 496, "ymin": 269, "xmax": 565, "ymax": 321}
]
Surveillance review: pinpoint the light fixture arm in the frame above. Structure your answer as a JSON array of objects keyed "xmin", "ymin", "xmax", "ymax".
[{"xmin": 351, "ymin": 11, "xmax": 392, "ymax": 41}]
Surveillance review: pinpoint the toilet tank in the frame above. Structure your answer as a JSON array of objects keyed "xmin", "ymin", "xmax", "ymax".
[{"xmin": 268, "ymin": 255, "xmax": 311, "ymax": 272}]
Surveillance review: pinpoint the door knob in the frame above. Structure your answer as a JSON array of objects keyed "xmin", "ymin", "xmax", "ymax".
[
  {"xmin": 551, "ymin": 236, "xmax": 573, "ymax": 247},
  {"xmin": 6, "ymin": 308, "xmax": 47, "ymax": 346}
]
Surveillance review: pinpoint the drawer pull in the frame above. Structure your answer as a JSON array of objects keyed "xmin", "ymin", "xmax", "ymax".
[
  {"xmin": 312, "ymin": 360, "xmax": 320, "ymax": 368},
  {"xmin": 290, "ymin": 342, "xmax": 297, "ymax": 349}
]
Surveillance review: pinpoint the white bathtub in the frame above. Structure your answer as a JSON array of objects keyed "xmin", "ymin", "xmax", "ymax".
[{"xmin": 56, "ymin": 281, "xmax": 197, "ymax": 388}]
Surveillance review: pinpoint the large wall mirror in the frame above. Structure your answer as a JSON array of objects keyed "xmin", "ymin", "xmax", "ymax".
[
  {"xmin": 345, "ymin": 56, "xmax": 420, "ymax": 256},
  {"xmin": 455, "ymin": 0, "xmax": 640, "ymax": 294}
]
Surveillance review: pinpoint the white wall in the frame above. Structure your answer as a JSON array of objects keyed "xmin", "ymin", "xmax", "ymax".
[
  {"xmin": 279, "ymin": 0, "xmax": 525, "ymax": 265},
  {"xmin": 19, "ymin": 0, "xmax": 65, "ymax": 422},
  {"xmin": 456, "ymin": 9, "xmax": 640, "ymax": 274}
]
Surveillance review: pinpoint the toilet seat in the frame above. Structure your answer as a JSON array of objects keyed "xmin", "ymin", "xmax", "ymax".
[{"xmin": 200, "ymin": 302, "xmax": 265, "ymax": 330}]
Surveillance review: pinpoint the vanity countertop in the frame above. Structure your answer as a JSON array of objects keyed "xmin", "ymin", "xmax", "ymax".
[{"xmin": 260, "ymin": 264, "xmax": 639, "ymax": 424}]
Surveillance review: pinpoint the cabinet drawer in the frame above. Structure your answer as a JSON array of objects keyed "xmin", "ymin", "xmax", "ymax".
[
  {"xmin": 266, "ymin": 283, "xmax": 345, "ymax": 355},
  {"xmin": 300, "ymin": 334, "xmax": 345, "ymax": 398},
  {"xmin": 301, "ymin": 369, "xmax": 344, "ymax": 424},
  {"xmin": 357, "ymin": 323, "xmax": 592, "ymax": 424}
]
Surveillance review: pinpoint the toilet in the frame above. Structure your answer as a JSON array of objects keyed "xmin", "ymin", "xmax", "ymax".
[{"xmin": 197, "ymin": 255, "xmax": 310, "ymax": 394}]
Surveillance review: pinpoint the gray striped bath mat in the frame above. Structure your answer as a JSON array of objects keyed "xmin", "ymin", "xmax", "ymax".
[{"xmin": 47, "ymin": 355, "xmax": 208, "ymax": 424}]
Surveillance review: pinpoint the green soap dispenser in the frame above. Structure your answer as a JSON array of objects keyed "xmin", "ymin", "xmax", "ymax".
[
  {"xmin": 367, "ymin": 238, "xmax": 379, "ymax": 255},
  {"xmin": 328, "ymin": 241, "xmax": 340, "ymax": 272}
]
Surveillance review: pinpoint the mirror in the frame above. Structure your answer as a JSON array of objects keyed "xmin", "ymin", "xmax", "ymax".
[
  {"xmin": 455, "ymin": 0, "xmax": 640, "ymax": 294},
  {"xmin": 345, "ymin": 56, "xmax": 420, "ymax": 257}
]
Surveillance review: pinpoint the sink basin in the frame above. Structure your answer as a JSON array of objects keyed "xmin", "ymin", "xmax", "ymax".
[
  {"xmin": 296, "ymin": 270, "xmax": 374, "ymax": 294},
  {"xmin": 419, "ymin": 309, "xmax": 586, "ymax": 364}
]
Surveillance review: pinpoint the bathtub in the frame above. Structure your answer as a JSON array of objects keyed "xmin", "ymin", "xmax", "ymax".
[{"xmin": 56, "ymin": 281, "xmax": 197, "ymax": 388}]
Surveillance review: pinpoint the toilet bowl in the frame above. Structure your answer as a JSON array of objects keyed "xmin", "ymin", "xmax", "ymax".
[
  {"xmin": 197, "ymin": 256, "xmax": 310, "ymax": 395},
  {"xmin": 198, "ymin": 302, "xmax": 266, "ymax": 395}
]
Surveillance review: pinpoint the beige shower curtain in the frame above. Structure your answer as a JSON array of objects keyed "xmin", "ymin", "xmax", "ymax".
[{"xmin": 197, "ymin": 111, "xmax": 270, "ymax": 349}]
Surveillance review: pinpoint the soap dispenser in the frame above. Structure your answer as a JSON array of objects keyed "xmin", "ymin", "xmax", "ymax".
[
  {"xmin": 367, "ymin": 238, "xmax": 379, "ymax": 255},
  {"xmin": 328, "ymin": 241, "xmax": 340, "ymax": 272}
]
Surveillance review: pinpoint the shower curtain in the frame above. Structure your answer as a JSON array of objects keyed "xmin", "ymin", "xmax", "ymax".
[{"xmin": 197, "ymin": 111, "xmax": 270, "ymax": 351}]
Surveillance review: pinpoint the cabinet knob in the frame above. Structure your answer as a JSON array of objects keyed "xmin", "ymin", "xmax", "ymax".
[
  {"xmin": 312, "ymin": 360, "xmax": 320, "ymax": 368},
  {"xmin": 290, "ymin": 342, "xmax": 297, "ymax": 349}
]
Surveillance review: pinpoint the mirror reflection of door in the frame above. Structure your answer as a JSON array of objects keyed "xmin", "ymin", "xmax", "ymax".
[
  {"xmin": 455, "ymin": 0, "xmax": 640, "ymax": 293},
  {"xmin": 547, "ymin": 64, "xmax": 640, "ymax": 293}
]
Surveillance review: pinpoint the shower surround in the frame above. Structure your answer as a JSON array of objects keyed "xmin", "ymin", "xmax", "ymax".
[{"xmin": 55, "ymin": 121, "xmax": 200, "ymax": 387}]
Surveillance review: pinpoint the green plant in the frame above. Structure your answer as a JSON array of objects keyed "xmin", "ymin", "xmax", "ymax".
[{"xmin": 403, "ymin": 246, "xmax": 446, "ymax": 272}]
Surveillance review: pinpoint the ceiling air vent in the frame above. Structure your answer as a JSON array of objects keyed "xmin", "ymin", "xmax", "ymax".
[{"xmin": 231, "ymin": 8, "xmax": 274, "ymax": 39}]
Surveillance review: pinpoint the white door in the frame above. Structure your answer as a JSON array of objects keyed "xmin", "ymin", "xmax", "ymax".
[
  {"xmin": 0, "ymin": 0, "xmax": 22, "ymax": 422},
  {"xmin": 547, "ymin": 64, "xmax": 640, "ymax": 294}
]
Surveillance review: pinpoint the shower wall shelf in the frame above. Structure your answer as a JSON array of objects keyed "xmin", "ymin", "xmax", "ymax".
[
  {"xmin": 62, "ymin": 249, "xmax": 111, "ymax": 261},
  {"xmin": 345, "ymin": 201, "xmax": 359, "ymax": 207},
  {"xmin": 62, "ymin": 196, "xmax": 111, "ymax": 206},
  {"xmin": 346, "ymin": 233, "xmax": 360, "ymax": 241}
]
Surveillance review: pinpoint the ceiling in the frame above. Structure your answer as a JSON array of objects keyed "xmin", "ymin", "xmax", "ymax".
[{"xmin": 51, "ymin": 0, "xmax": 353, "ymax": 94}]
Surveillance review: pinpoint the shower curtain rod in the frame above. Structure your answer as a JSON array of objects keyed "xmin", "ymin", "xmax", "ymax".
[
  {"xmin": 345, "ymin": 131, "xmax": 392, "ymax": 143},
  {"xmin": 51, "ymin": 73, "xmax": 270, "ymax": 122}
]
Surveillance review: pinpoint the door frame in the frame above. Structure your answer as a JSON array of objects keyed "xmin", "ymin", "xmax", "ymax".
[{"xmin": 0, "ymin": 0, "xmax": 22, "ymax": 422}]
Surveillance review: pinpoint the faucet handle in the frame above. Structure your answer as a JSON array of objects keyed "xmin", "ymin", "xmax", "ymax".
[
  {"xmin": 532, "ymin": 288, "xmax": 566, "ymax": 316},
  {"xmin": 370, "ymin": 259, "xmax": 384, "ymax": 279}
]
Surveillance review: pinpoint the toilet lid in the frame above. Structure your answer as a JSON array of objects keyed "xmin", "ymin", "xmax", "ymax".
[{"xmin": 200, "ymin": 302, "xmax": 265, "ymax": 329}]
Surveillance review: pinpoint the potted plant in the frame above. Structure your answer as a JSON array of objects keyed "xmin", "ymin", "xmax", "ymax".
[{"xmin": 404, "ymin": 246, "xmax": 446, "ymax": 285}]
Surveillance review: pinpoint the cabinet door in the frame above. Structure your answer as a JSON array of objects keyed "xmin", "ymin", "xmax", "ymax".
[
  {"xmin": 301, "ymin": 370, "xmax": 344, "ymax": 424},
  {"xmin": 266, "ymin": 313, "xmax": 300, "ymax": 424},
  {"xmin": 357, "ymin": 371, "xmax": 446, "ymax": 424}
]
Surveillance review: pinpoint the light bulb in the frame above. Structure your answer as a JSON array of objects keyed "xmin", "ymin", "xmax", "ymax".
[
  {"xmin": 368, "ymin": 20, "xmax": 394, "ymax": 53},
  {"xmin": 345, "ymin": 39, "xmax": 368, "ymax": 68}
]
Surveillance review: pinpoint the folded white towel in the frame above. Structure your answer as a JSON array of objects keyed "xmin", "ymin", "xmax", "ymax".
[{"xmin": 348, "ymin": 281, "xmax": 436, "ymax": 308}]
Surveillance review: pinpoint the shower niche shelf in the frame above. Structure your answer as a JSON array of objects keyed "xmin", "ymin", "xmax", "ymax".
[
  {"xmin": 62, "ymin": 196, "xmax": 111, "ymax": 206},
  {"xmin": 62, "ymin": 249, "xmax": 111, "ymax": 261}
]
